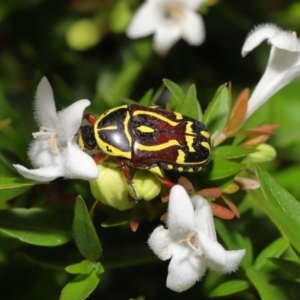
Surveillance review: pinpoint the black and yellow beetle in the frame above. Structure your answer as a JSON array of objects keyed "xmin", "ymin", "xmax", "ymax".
[{"xmin": 78, "ymin": 104, "xmax": 212, "ymax": 195}]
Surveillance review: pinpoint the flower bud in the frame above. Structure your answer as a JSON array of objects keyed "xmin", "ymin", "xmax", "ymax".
[
  {"xmin": 89, "ymin": 164, "xmax": 134, "ymax": 210},
  {"xmin": 130, "ymin": 170, "xmax": 161, "ymax": 201},
  {"xmin": 248, "ymin": 143, "xmax": 277, "ymax": 163}
]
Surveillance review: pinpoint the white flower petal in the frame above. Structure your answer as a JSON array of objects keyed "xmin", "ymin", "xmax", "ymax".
[
  {"xmin": 222, "ymin": 249, "xmax": 246, "ymax": 273},
  {"xmin": 34, "ymin": 77, "xmax": 59, "ymax": 128},
  {"xmin": 58, "ymin": 99, "xmax": 91, "ymax": 140},
  {"xmin": 63, "ymin": 141, "xmax": 98, "ymax": 180},
  {"xmin": 126, "ymin": 2, "xmax": 157, "ymax": 38},
  {"xmin": 246, "ymin": 47, "xmax": 300, "ymax": 118},
  {"xmin": 181, "ymin": 10, "xmax": 205, "ymax": 45},
  {"xmin": 192, "ymin": 194, "xmax": 216, "ymax": 240},
  {"xmin": 241, "ymin": 23, "xmax": 281, "ymax": 57},
  {"xmin": 167, "ymin": 245, "xmax": 206, "ymax": 292},
  {"xmin": 13, "ymin": 164, "xmax": 63, "ymax": 182},
  {"xmin": 153, "ymin": 24, "xmax": 181, "ymax": 53},
  {"xmin": 198, "ymin": 231, "xmax": 227, "ymax": 269},
  {"xmin": 28, "ymin": 139, "xmax": 63, "ymax": 169},
  {"xmin": 180, "ymin": 0, "xmax": 205, "ymax": 10},
  {"xmin": 148, "ymin": 225, "xmax": 173, "ymax": 260},
  {"xmin": 269, "ymin": 31, "xmax": 300, "ymax": 52},
  {"xmin": 167, "ymin": 185, "xmax": 196, "ymax": 234}
]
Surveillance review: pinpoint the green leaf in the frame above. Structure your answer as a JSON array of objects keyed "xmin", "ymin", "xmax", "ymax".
[
  {"xmin": 0, "ymin": 176, "xmax": 43, "ymax": 189},
  {"xmin": 255, "ymin": 164, "xmax": 300, "ymax": 226},
  {"xmin": 202, "ymin": 158, "xmax": 244, "ymax": 180},
  {"xmin": 249, "ymin": 189, "xmax": 300, "ymax": 255},
  {"xmin": 209, "ymin": 280, "xmax": 250, "ymax": 297},
  {"xmin": 139, "ymin": 89, "xmax": 153, "ymax": 106},
  {"xmin": 163, "ymin": 78, "xmax": 185, "ymax": 107},
  {"xmin": 73, "ymin": 196, "xmax": 102, "ymax": 261},
  {"xmin": 246, "ymin": 268, "xmax": 288, "ymax": 300},
  {"xmin": 0, "ymin": 87, "xmax": 18, "ymax": 120},
  {"xmin": 213, "ymin": 145, "xmax": 255, "ymax": 159},
  {"xmin": 215, "ymin": 218, "xmax": 253, "ymax": 269},
  {"xmin": 179, "ymin": 84, "xmax": 202, "ymax": 120},
  {"xmin": 0, "ymin": 208, "xmax": 72, "ymax": 246},
  {"xmin": 202, "ymin": 84, "xmax": 230, "ymax": 136},
  {"xmin": 66, "ymin": 260, "xmax": 104, "ymax": 275},
  {"xmin": 254, "ymin": 237, "xmax": 289, "ymax": 270},
  {"xmin": 269, "ymin": 258, "xmax": 300, "ymax": 277},
  {"xmin": 60, "ymin": 269, "xmax": 100, "ymax": 300}
]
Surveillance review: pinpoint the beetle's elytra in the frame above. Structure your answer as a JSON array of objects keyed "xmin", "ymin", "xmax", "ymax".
[{"xmin": 78, "ymin": 104, "xmax": 212, "ymax": 192}]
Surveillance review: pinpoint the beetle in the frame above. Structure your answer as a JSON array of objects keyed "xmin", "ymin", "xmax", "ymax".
[{"xmin": 78, "ymin": 104, "xmax": 212, "ymax": 198}]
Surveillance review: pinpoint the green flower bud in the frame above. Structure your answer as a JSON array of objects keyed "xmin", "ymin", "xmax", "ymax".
[
  {"xmin": 130, "ymin": 170, "xmax": 161, "ymax": 201},
  {"xmin": 248, "ymin": 143, "xmax": 277, "ymax": 163},
  {"xmin": 66, "ymin": 19, "xmax": 100, "ymax": 51},
  {"xmin": 89, "ymin": 164, "xmax": 134, "ymax": 210}
]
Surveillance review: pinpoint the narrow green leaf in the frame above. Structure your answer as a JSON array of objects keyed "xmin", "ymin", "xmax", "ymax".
[
  {"xmin": 73, "ymin": 196, "xmax": 102, "ymax": 261},
  {"xmin": 0, "ymin": 176, "xmax": 42, "ymax": 189},
  {"xmin": 66, "ymin": 260, "xmax": 104, "ymax": 275},
  {"xmin": 269, "ymin": 258, "xmax": 300, "ymax": 277},
  {"xmin": 254, "ymin": 237, "xmax": 289, "ymax": 270},
  {"xmin": 249, "ymin": 189, "xmax": 300, "ymax": 255},
  {"xmin": 179, "ymin": 84, "xmax": 202, "ymax": 120},
  {"xmin": 202, "ymin": 158, "xmax": 244, "ymax": 180},
  {"xmin": 139, "ymin": 89, "xmax": 153, "ymax": 106},
  {"xmin": 163, "ymin": 78, "xmax": 185, "ymax": 107},
  {"xmin": 0, "ymin": 186, "xmax": 32, "ymax": 204},
  {"xmin": 209, "ymin": 280, "xmax": 250, "ymax": 297},
  {"xmin": 213, "ymin": 145, "xmax": 255, "ymax": 159},
  {"xmin": 0, "ymin": 208, "xmax": 72, "ymax": 246},
  {"xmin": 255, "ymin": 164, "xmax": 300, "ymax": 226},
  {"xmin": 60, "ymin": 269, "xmax": 100, "ymax": 300},
  {"xmin": 246, "ymin": 268, "xmax": 288, "ymax": 300},
  {"xmin": 202, "ymin": 84, "xmax": 230, "ymax": 136}
]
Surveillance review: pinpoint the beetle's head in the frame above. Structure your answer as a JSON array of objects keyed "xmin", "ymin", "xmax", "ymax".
[{"xmin": 78, "ymin": 125, "xmax": 97, "ymax": 151}]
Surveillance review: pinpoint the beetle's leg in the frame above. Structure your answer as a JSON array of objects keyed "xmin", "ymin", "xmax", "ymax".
[
  {"xmin": 116, "ymin": 158, "xmax": 138, "ymax": 202},
  {"xmin": 83, "ymin": 113, "xmax": 97, "ymax": 126},
  {"xmin": 93, "ymin": 152, "xmax": 105, "ymax": 164},
  {"xmin": 157, "ymin": 177, "xmax": 175, "ymax": 189}
]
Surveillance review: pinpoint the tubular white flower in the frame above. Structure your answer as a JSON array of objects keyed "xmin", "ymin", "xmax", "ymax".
[
  {"xmin": 148, "ymin": 185, "xmax": 245, "ymax": 292},
  {"xmin": 242, "ymin": 24, "xmax": 300, "ymax": 119},
  {"xmin": 13, "ymin": 77, "xmax": 98, "ymax": 182},
  {"xmin": 126, "ymin": 0, "xmax": 205, "ymax": 53}
]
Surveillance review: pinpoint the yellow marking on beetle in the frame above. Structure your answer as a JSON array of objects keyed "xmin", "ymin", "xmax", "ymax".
[
  {"xmin": 98, "ymin": 125, "xmax": 118, "ymax": 131},
  {"xmin": 149, "ymin": 165, "xmax": 164, "ymax": 177},
  {"xmin": 137, "ymin": 140, "xmax": 180, "ymax": 151},
  {"xmin": 97, "ymin": 138, "xmax": 131, "ymax": 159},
  {"xmin": 188, "ymin": 168, "xmax": 194, "ymax": 172},
  {"xmin": 133, "ymin": 110, "xmax": 179, "ymax": 127},
  {"xmin": 186, "ymin": 135, "xmax": 195, "ymax": 152},
  {"xmin": 123, "ymin": 111, "xmax": 132, "ymax": 147},
  {"xmin": 200, "ymin": 131, "xmax": 210, "ymax": 138},
  {"xmin": 174, "ymin": 112, "xmax": 183, "ymax": 120},
  {"xmin": 198, "ymin": 166, "xmax": 202, "ymax": 171},
  {"xmin": 167, "ymin": 164, "xmax": 173, "ymax": 170},
  {"xmin": 178, "ymin": 167, "xmax": 183, "ymax": 172},
  {"xmin": 137, "ymin": 125, "xmax": 155, "ymax": 133},
  {"xmin": 201, "ymin": 141, "xmax": 211, "ymax": 151},
  {"xmin": 176, "ymin": 149, "xmax": 186, "ymax": 164},
  {"xmin": 185, "ymin": 121, "xmax": 194, "ymax": 134},
  {"xmin": 176, "ymin": 149, "xmax": 209, "ymax": 166}
]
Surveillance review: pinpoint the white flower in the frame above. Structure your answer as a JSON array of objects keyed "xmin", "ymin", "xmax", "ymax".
[
  {"xmin": 242, "ymin": 23, "xmax": 300, "ymax": 119},
  {"xmin": 148, "ymin": 185, "xmax": 245, "ymax": 292},
  {"xmin": 13, "ymin": 77, "xmax": 98, "ymax": 182},
  {"xmin": 126, "ymin": 0, "xmax": 205, "ymax": 53}
]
